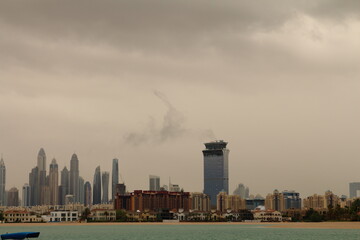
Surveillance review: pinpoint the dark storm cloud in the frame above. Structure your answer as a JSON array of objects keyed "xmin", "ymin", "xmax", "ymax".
[{"xmin": 1, "ymin": 0, "xmax": 358, "ymax": 56}]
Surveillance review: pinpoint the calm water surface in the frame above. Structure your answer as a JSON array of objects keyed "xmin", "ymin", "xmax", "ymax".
[{"xmin": 1, "ymin": 224, "xmax": 360, "ymax": 240}]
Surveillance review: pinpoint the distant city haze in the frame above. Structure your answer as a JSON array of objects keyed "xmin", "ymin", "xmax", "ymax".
[{"xmin": 0, "ymin": 0, "xmax": 359, "ymax": 198}]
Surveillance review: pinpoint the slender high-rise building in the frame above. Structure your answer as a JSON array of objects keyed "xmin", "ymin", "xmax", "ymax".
[
  {"xmin": 22, "ymin": 183, "xmax": 31, "ymax": 207},
  {"xmin": 59, "ymin": 166, "xmax": 70, "ymax": 205},
  {"xmin": 0, "ymin": 157, "xmax": 5, "ymax": 206},
  {"xmin": 203, "ymin": 140, "xmax": 229, "ymax": 208},
  {"xmin": 70, "ymin": 154, "xmax": 79, "ymax": 202},
  {"xmin": 102, "ymin": 171, "xmax": 110, "ymax": 203},
  {"xmin": 149, "ymin": 175, "xmax": 160, "ymax": 191},
  {"xmin": 84, "ymin": 181, "xmax": 92, "ymax": 206},
  {"xmin": 29, "ymin": 166, "xmax": 39, "ymax": 206},
  {"xmin": 49, "ymin": 158, "xmax": 59, "ymax": 205},
  {"xmin": 93, "ymin": 166, "xmax": 101, "ymax": 205},
  {"xmin": 111, "ymin": 158, "xmax": 119, "ymax": 201},
  {"xmin": 37, "ymin": 148, "xmax": 47, "ymax": 205},
  {"xmin": 78, "ymin": 176, "xmax": 85, "ymax": 204}
]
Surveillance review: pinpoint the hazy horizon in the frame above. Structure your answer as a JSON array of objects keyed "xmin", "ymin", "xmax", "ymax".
[{"xmin": 0, "ymin": 0, "xmax": 359, "ymax": 199}]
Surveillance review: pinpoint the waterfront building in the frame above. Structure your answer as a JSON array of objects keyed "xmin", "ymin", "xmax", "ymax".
[
  {"xmin": 69, "ymin": 154, "xmax": 80, "ymax": 203},
  {"xmin": 93, "ymin": 166, "xmax": 101, "ymax": 205},
  {"xmin": 114, "ymin": 190, "xmax": 190, "ymax": 212},
  {"xmin": 102, "ymin": 171, "xmax": 110, "ymax": 203},
  {"xmin": 265, "ymin": 189, "xmax": 301, "ymax": 211},
  {"xmin": 0, "ymin": 157, "xmax": 5, "ymax": 206},
  {"xmin": 3, "ymin": 210, "xmax": 40, "ymax": 223},
  {"xmin": 349, "ymin": 182, "xmax": 360, "ymax": 198},
  {"xmin": 111, "ymin": 158, "xmax": 119, "ymax": 201},
  {"xmin": 84, "ymin": 181, "xmax": 92, "ymax": 206},
  {"xmin": 7, "ymin": 187, "xmax": 19, "ymax": 206},
  {"xmin": 265, "ymin": 189, "xmax": 283, "ymax": 211},
  {"xmin": 149, "ymin": 175, "xmax": 160, "ymax": 191},
  {"xmin": 303, "ymin": 194, "xmax": 326, "ymax": 210},
  {"xmin": 22, "ymin": 183, "xmax": 31, "ymax": 207},
  {"xmin": 282, "ymin": 190, "xmax": 301, "ymax": 210},
  {"xmin": 49, "ymin": 158, "xmax": 59, "ymax": 205},
  {"xmin": 78, "ymin": 176, "xmax": 85, "ymax": 204},
  {"xmin": 59, "ymin": 166, "xmax": 70, "ymax": 205},
  {"xmin": 203, "ymin": 140, "xmax": 229, "ymax": 208},
  {"xmin": 90, "ymin": 209, "xmax": 116, "ymax": 222},
  {"xmin": 190, "ymin": 192, "xmax": 210, "ymax": 212},
  {"xmin": 216, "ymin": 192, "xmax": 246, "ymax": 213},
  {"xmin": 45, "ymin": 211, "xmax": 79, "ymax": 222},
  {"xmin": 37, "ymin": 148, "xmax": 47, "ymax": 205},
  {"xmin": 253, "ymin": 210, "xmax": 282, "ymax": 222},
  {"xmin": 324, "ymin": 190, "xmax": 339, "ymax": 208},
  {"xmin": 245, "ymin": 195, "xmax": 265, "ymax": 210}
]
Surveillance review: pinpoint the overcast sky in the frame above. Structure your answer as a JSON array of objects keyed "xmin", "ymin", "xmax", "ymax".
[{"xmin": 0, "ymin": 0, "xmax": 359, "ymax": 198}]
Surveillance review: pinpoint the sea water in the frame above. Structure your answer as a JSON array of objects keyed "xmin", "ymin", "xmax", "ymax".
[{"xmin": 1, "ymin": 224, "xmax": 360, "ymax": 240}]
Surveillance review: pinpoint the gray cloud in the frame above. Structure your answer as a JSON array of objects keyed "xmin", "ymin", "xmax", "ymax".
[
  {"xmin": 0, "ymin": 0, "xmax": 359, "ymax": 197},
  {"xmin": 124, "ymin": 90, "xmax": 215, "ymax": 146}
]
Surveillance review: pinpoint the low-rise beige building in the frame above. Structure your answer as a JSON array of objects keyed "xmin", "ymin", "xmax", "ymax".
[
  {"xmin": 4, "ymin": 210, "xmax": 41, "ymax": 223},
  {"xmin": 90, "ymin": 209, "xmax": 116, "ymax": 221},
  {"xmin": 253, "ymin": 210, "xmax": 282, "ymax": 222}
]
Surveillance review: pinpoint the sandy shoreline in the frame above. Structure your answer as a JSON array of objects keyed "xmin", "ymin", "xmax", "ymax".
[{"xmin": 2, "ymin": 222, "xmax": 360, "ymax": 229}]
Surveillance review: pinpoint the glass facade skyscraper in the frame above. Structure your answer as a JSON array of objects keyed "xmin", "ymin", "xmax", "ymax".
[
  {"xmin": 0, "ymin": 157, "xmax": 5, "ymax": 206},
  {"xmin": 93, "ymin": 166, "xmax": 102, "ymax": 205},
  {"xmin": 112, "ymin": 158, "xmax": 119, "ymax": 201},
  {"xmin": 149, "ymin": 175, "xmax": 160, "ymax": 191},
  {"xmin": 203, "ymin": 140, "xmax": 229, "ymax": 208}
]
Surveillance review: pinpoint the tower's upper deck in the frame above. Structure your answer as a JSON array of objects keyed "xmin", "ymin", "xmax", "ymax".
[{"xmin": 204, "ymin": 140, "xmax": 228, "ymax": 150}]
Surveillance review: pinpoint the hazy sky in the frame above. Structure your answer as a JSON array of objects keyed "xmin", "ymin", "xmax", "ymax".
[{"xmin": 0, "ymin": 0, "xmax": 359, "ymax": 198}]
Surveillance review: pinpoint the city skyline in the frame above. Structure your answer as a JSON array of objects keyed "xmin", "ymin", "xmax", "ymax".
[
  {"xmin": 0, "ymin": 144, "xmax": 359, "ymax": 205},
  {"xmin": 1, "ymin": 0, "xmax": 360, "ymax": 198}
]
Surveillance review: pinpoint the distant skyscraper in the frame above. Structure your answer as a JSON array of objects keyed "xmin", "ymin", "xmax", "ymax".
[
  {"xmin": 112, "ymin": 158, "xmax": 119, "ymax": 201},
  {"xmin": 84, "ymin": 181, "xmax": 92, "ymax": 206},
  {"xmin": 93, "ymin": 166, "xmax": 101, "ymax": 205},
  {"xmin": 29, "ymin": 166, "xmax": 39, "ymax": 206},
  {"xmin": 22, "ymin": 184, "xmax": 31, "ymax": 207},
  {"xmin": 7, "ymin": 187, "xmax": 19, "ymax": 206},
  {"xmin": 37, "ymin": 148, "xmax": 47, "ymax": 205},
  {"xmin": 70, "ymin": 154, "xmax": 79, "ymax": 202},
  {"xmin": 149, "ymin": 175, "xmax": 160, "ymax": 191},
  {"xmin": 0, "ymin": 157, "xmax": 5, "ymax": 206},
  {"xmin": 49, "ymin": 158, "xmax": 59, "ymax": 205},
  {"xmin": 59, "ymin": 166, "xmax": 70, "ymax": 205},
  {"xmin": 245, "ymin": 187, "xmax": 250, "ymax": 198},
  {"xmin": 349, "ymin": 182, "xmax": 360, "ymax": 198},
  {"xmin": 203, "ymin": 140, "xmax": 229, "ymax": 208},
  {"xmin": 233, "ymin": 183, "xmax": 250, "ymax": 199},
  {"xmin": 102, "ymin": 171, "xmax": 110, "ymax": 203},
  {"xmin": 78, "ymin": 176, "xmax": 85, "ymax": 204},
  {"xmin": 37, "ymin": 148, "xmax": 46, "ymax": 172}
]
